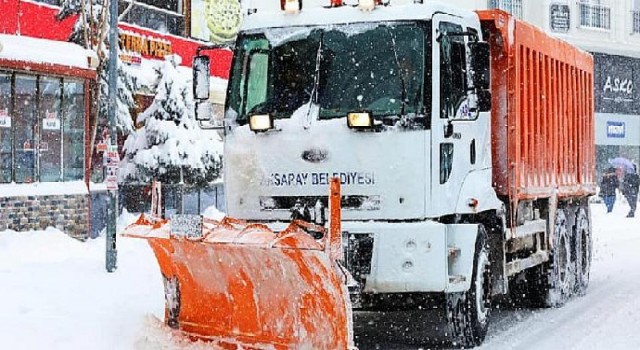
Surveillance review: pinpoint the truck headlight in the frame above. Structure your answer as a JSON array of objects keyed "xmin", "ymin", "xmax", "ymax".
[
  {"xmin": 249, "ymin": 114, "xmax": 274, "ymax": 132},
  {"xmin": 347, "ymin": 111, "xmax": 373, "ymax": 130}
]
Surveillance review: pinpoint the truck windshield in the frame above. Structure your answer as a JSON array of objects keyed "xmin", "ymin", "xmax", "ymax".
[{"xmin": 226, "ymin": 22, "xmax": 429, "ymax": 125}]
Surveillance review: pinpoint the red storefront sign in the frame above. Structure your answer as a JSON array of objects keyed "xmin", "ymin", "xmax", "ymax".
[{"xmin": 0, "ymin": 0, "xmax": 232, "ymax": 79}]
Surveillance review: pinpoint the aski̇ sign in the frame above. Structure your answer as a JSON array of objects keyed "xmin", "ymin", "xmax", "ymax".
[
  {"xmin": 0, "ymin": 109, "xmax": 10, "ymax": 128},
  {"xmin": 607, "ymin": 121, "xmax": 625, "ymax": 138}
]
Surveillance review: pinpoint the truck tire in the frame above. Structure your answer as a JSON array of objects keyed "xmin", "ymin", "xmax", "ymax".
[
  {"xmin": 547, "ymin": 208, "xmax": 576, "ymax": 307},
  {"xmin": 446, "ymin": 224, "xmax": 491, "ymax": 348},
  {"xmin": 574, "ymin": 207, "xmax": 592, "ymax": 296},
  {"xmin": 528, "ymin": 209, "xmax": 575, "ymax": 308}
]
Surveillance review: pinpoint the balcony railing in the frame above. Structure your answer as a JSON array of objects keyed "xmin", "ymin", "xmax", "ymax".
[
  {"xmin": 579, "ymin": 2, "xmax": 611, "ymax": 30},
  {"xmin": 118, "ymin": 1, "xmax": 185, "ymax": 37},
  {"xmin": 633, "ymin": 11, "xmax": 640, "ymax": 34},
  {"xmin": 488, "ymin": 0, "xmax": 523, "ymax": 19}
]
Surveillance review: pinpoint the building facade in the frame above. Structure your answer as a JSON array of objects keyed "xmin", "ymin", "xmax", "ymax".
[
  {"xmin": 0, "ymin": 0, "xmax": 236, "ymax": 237},
  {"xmin": 0, "ymin": 34, "xmax": 97, "ymax": 238}
]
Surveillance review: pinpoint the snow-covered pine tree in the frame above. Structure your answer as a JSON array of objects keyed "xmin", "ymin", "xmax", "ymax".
[
  {"xmin": 120, "ymin": 56, "xmax": 222, "ymax": 187},
  {"xmin": 57, "ymin": 0, "xmax": 137, "ymax": 156}
]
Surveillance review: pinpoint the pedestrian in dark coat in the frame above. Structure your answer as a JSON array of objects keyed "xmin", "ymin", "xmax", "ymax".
[
  {"xmin": 600, "ymin": 167, "xmax": 619, "ymax": 213},
  {"xmin": 622, "ymin": 164, "xmax": 640, "ymax": 218}
]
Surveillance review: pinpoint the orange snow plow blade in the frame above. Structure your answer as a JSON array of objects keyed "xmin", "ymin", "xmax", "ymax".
[{"xmin": 123, "ymin": 179, "xmax": 352, "ymax": 349}]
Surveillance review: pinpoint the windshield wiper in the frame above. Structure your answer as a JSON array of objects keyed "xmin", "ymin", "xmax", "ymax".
[
  {"xmin": 385, "ymin": 28, "xmax": 407, "ymax": 117},
  {"xmin": 303, "ymin": 32, "xmax": 324, "ymax": 127}
]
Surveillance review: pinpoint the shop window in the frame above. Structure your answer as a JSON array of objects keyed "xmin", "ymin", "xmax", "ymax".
[
  {"xmin": 40, "ymin": 77, "xmax": 63, "ymax": 182},
  {"xmin": 0, "ymin": 72, "xmax": 11, "ymax": 183},
  {"xmin": 0, "ymin": 73, "xmax": 87, "ymax": 184},
  {"xmin": 14, "ymin": 75, "xmax": 37, "ymax": 184},
  {"xmin": 63, "ymin": 80, "xmax": 86, "ymax": 181}
]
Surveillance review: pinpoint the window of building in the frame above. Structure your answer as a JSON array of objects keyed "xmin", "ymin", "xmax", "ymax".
[
  {"xmin": 579, "ymin": 0, "xmax": 611, "ymax": 29},
  {"xmin": 119, "ymin": 0, "xmax": 185, "ymax": 36},
  {"xmin": 0, "ymin": 73, "xmax": 11, "ymax": 183},
  {"xmin": 488, "ymin": 0, "xmax": 523, "ymax": 19},
  {"xmin": 0, "ymin": 71, "xmax": 86, "ymax": 184},
  {"xmin": 63, "ymin": 80, "xmax": 86, "ymax": 181},
  {"xmin": 31, "ymin": 0, "xmax": 61, "ymax": 5},
  {"xmin": 40, "ymin": 77, "xmax": 63, "ymax": 182},
  {"xmin": 633, "ymin": 0, "xmax": 640, "ymax": 33},
  {"xmin": 14, "ymin": 75, "xmax": 37, "ymax": 184}
]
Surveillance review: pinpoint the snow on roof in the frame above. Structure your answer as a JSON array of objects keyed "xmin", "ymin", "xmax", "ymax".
[
  {"xmin": 0, "ymin": 34, "xmax": 97, "ymax": 70},
  {"xmin": 241, "ymin": 2, "xmax": 476, "ymax": 31}
]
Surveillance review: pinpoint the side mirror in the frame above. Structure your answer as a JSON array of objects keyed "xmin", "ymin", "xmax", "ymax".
[
  {"xmin": 193, "ymin": 55, "xmax": 210, "ymax": 100},
  {"xmin": 469, "ymin": 41, "xmax": 491, "ymax": 91},
  {"xmin": 195, "ymin": 100, "xmax": 212, "ymax": 122}
]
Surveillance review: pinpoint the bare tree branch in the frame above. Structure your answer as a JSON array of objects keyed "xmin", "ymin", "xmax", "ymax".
[
  {"xmin": 81, "ymin": 0, "xmax": 89, "ymax": 49},
  {"xmin": 96, "ymin": 0, "xmax": 110, "ymax": 62}
]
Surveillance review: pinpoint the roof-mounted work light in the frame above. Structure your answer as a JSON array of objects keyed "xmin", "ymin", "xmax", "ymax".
[{"xmin": 281, "ymin": 0, "xmax": 303, "ymax": 13}]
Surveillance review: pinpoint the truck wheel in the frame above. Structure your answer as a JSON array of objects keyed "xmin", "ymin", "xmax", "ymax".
[
  {"xmin": 447, "ymin": 224, "xmax": 491, "ymax": 347},
  {"xmin": 545, "ymin": 209, "xmax": 575, "ymax": 307},
  {"xmin": 574, "ymin": 207, "xmax": 592, "ymax": 296}
]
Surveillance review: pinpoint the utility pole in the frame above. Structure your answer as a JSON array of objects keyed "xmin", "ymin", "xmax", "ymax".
[{"xmin": 106, "ymin": 0, "xmax": 119, "ymax": 273}]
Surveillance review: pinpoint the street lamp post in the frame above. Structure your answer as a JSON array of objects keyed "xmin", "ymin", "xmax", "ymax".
[{"xmin": 106, "ymin": 0, "xmax": 119, "ymax": 273}]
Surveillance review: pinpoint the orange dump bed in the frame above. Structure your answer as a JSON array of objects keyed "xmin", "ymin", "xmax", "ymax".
[{"xmin": 478, "ymin": 10, "xmax": 596, "ymax": 204}]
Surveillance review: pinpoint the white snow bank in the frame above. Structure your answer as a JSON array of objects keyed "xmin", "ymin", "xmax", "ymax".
[
  {"xmin": 0, "ymin": 209, "xmax": 230, "ymax": 350},
  {"xmin": 0, "ymin": 34, "xmax": 97, "ymax": 70},
  {"xmin": 2, "ymin": 200, "xmax": 639, "ymax": 349},
  {"xmin": 202, "ymin": 205, "xmax": 225, "ymax": 221}
]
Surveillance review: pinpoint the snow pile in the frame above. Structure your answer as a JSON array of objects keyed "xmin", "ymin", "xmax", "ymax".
[
  {"xmin": 0, "ymin": 228, "xmax": 163, "ymax": 350},
  {"xmin": 0, "ymin": 208, "xmax": 230, "ymax": 350},
  {"xmin": 202, "ymin": 205, "xmax": 226, "ymax": 221}
]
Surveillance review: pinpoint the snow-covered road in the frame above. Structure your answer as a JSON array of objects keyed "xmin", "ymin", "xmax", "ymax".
[
  {"xmin": 480, "ymin": 201, "xmax": 640, "ymax": 350},
  {"xmin": 0, "ymin": 201, "xmax": 638, "ymax": 350}
]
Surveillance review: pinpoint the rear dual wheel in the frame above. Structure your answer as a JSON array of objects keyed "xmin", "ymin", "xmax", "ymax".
[
  {"xmin": 574, "ymin": 207, "xmax": 592, "ymax": 296},
  {"xmin": 527, "ymin": 208, "xmax": 576, "ymax": 308}
]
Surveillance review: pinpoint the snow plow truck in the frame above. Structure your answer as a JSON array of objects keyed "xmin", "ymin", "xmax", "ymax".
[{"xmin": 124, "ymin": 0, "xmax": 595, "ymax": 348}]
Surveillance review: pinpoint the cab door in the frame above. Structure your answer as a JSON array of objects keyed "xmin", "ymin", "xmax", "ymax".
[{"xmin": 429, "ymin": 14, "xmax": 480, "ymax": 217}]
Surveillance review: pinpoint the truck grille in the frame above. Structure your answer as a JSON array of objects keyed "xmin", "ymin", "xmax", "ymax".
[
  {"xmin": 343, "ymin": 233, "xmax": 374, "ymax": 290},
  {"xmin": 259, "ymin": 195, "xmax": 380, "ymax": 211}
]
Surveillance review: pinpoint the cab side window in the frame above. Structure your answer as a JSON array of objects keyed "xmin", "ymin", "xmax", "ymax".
[{"xmin": 439, "ymin": 22, "xmax": 467, "ymax": 119}]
